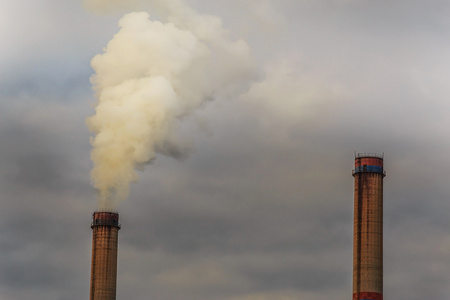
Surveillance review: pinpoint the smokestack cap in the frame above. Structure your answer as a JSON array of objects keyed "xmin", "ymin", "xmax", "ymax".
[
  {"xmin": 353, "ymin": 152, "xmax": 386, "ymax": 177},
  {"xmin": 91, "ymin": 209, "xmax": 121, "ymax": 229}
]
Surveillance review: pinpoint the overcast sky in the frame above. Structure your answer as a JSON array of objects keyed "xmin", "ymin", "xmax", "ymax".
[{"xmin": 2, "ymin": 0, "xmax": 450, "ymax": 299}]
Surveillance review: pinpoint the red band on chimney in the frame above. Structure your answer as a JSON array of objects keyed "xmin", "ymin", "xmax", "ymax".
[{"xmin": 352, "ymin": 292, "xmax": 383, "ymax": 300}]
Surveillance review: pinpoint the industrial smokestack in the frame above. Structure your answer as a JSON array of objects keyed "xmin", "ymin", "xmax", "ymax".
[
  {"xmin": 352, "ymin": 153, "xmax": 385, "ymax": 300},
  {"xmin": 90, "ymin": 210, "xmax": 121, "ymax": 300}
]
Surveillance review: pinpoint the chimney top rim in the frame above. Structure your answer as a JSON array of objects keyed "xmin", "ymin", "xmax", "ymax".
[
  {"xmin": 354, "ymin": 152, "xmax": 384, "ymax": 159},
  {"xmin": 93, "ymin": 208, "xmax": 119, "ymax": 214}
]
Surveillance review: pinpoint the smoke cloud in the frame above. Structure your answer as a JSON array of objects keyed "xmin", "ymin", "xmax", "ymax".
[{"xmin": 87, "ymin": 1, "xmax": 258, "ymax": 208}]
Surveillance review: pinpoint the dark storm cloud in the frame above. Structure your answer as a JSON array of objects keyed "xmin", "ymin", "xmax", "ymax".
[
  {"xmin": 0, "ymin": 0, "xmax": 109, "ymax": 298},
  {"xmin": 0, "ymin": 109, "xmax": 93, "ymax": 298},
  {"xmin": 243, "ymin": 264, "xmax": 343, "ymax": 291},
  {"xmin": 1, "ymin": 128, "xmax": 68, "ymax": 189},
  {"xmin": 0, "ymin": 68, "xmax": 94, "ymax": 298},
  {"xmin": 111, "ymin": 98, "xmax": 356, "ymax": 298},
  {"xmin": 122, "ymin": 205, "xmax": 241, "ymax": 254},
  {"xmin": 0, "ymin": 60, "xmax": 93, "ymax": 102},
  {"xmin": 0, "ymin": 104, "xmax": 89, "ymax": 189}
]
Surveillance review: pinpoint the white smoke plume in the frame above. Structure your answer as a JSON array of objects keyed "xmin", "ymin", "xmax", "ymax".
[{"xmin": 87, "ymin": 1, "xmax": 258, "ymax": 208}]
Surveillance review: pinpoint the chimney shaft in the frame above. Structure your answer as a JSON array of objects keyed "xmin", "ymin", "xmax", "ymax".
[
  {"xmin": 352, "ymin": 153, "xmax": 385, "ymax": 300},
  {"xmin": 90, "ymin": 210, "xmax": 121, "ymax": 300}
]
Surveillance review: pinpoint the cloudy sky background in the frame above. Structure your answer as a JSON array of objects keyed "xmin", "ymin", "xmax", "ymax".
[{"xmin": 2, "ymin": 0, "xmax": 450, "ymax": 299}]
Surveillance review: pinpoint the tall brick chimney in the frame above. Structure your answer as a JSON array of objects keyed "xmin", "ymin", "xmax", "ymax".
[
  {"xmin": 352, "ymin": 153, "xmax": 385, "ymax": 300},
  {"xmin": 90, "ymin": 210, "xmax": 120, "ymax": 300}
]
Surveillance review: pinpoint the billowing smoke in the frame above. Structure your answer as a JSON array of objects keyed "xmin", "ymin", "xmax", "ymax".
[{"xmin": 87, "ymin": 1, "xmax": 258, "ymax": 208}]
